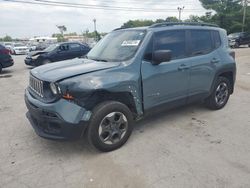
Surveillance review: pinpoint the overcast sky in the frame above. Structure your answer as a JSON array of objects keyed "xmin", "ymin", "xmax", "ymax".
[{"xmin": 0, "ymin": 0, "xmax": 207, "ymax": 38}]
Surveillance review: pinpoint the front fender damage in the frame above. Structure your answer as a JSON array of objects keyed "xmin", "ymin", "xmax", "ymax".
[{"xmin": 59, "ymin": 71, "xmax": 143, "ymax": 119}]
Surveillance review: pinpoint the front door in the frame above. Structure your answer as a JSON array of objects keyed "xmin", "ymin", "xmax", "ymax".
[{"xmin": 141, "ymin": 30, "xmax": 190, "ymax": 110}]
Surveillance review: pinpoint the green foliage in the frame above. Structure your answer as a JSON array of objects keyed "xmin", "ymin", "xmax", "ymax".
[
  {"xmin": 56, "ymin": 25, "xmax": 67, "ymax": 34},
  {"xmin": 165, "ymin": 17, "xmax": 179, "ymax": 22},
  {"xmin": 121, "ymin": 20, "xmax": 154, "ymax": 28},
  {"xmin": 1, "ymin": 35, "xmax": 13, "ymax": 42},
  {"xmin": 199, "ymin": 0, "xmax": 250, "ymax": 33},
  {"xmin": 52, "ymin": 33, "xmax": 65, "ymax": 42},
  {"xmin": 120, "ymin": 17, "xmax": 179, "ymax": 28}
]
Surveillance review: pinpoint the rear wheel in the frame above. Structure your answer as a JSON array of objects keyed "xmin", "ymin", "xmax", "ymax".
[
  {"xmin": 205, "ymin": 77, "xmax": 231, "ymax": 110},
  {"xmin": 0, "ymin": 64, "xmax": 2, "ymax": 73},
  {"xmin": 87, "ymin": 101, "xmax": 134, "ymax": 152}
]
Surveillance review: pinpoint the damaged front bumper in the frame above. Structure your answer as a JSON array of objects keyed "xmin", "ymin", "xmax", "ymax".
[{"xmin": 25, "ymin": 89, "xmax": 91, "ymax": 140}]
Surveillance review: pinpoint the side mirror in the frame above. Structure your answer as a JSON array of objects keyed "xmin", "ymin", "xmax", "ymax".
[{"xmin": 152, "ymin": 50, "xmax": 172, "ymax": 65}]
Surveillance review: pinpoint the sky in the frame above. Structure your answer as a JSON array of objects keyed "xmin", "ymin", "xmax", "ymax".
[{"xmin": 0, "ymin": 0, "xmax": 207, "ymax": 38}]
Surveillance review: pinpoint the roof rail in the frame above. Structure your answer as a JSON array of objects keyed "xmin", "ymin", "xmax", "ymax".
[{"xmin": 149, "ymin": 22, "xmax": 219, "ymax": 28}]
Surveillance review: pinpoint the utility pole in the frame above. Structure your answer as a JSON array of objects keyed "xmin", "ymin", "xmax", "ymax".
[
  {"xmin": 177, "ymin": 6, "xmax": 185, "ymax": 22},
  {"xmin": 85, "ymin": 28, "xmax": 89, "ymax": 43},
  {"xmin": 242, "ymin": 0, "xmax": 248, "ymax": 32},
  {"xmin": 93, "ymin": 18, "xmax": 97, "ymax": 41},
  {"xmin": 93, "ymin": 18, "xmax": 96, "ymax": 32}
]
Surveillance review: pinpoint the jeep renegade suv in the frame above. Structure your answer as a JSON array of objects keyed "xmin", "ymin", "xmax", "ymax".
[{"xmin": 25, "ymin": 22, "xmax": 236, "ymax": 152}]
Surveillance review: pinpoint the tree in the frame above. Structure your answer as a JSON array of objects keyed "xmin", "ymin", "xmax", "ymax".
[
  {"xmin": 3, "ymin": 35, "xmax": 12, "ymax": 42},
  {"xmin": 56, "ymin": 25, "xmax": 67, "ymax": 35},
  {"xmin": 199, "ymin": 0, "xmax": 250, "ymax": 33},
  {"xmin": 120, "ymin": 17, "xmax": 179, "ymax": 29},
  {"xmin": 165, "ymin": 16, "xmax": 179, "ymax": 22},
  {"xmin": 121, "ymin": 20, "xmax": 154, "ymax": 28},
  {"xmin": 52, "ymin": 33, "xmax": 65, "ymax": 42}
]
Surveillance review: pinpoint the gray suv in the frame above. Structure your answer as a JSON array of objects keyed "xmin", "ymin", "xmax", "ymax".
[{"xmin": 25, "ymin": 23, "xmax": 236, "ymax": 152}]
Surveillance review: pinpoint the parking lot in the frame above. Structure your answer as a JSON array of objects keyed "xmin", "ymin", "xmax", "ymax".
[{"xmin": 0, "ymin": 48, "xmax": 250, "ymax": 188}]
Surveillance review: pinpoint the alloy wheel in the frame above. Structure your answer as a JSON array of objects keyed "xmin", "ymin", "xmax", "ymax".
[
  {"xmin": 215, "ymin": 82, "xmax": 229, "ymax": 106},
  {"xmin": 98, "ymin": 112, "xmax": 128, "ymax": 145}
]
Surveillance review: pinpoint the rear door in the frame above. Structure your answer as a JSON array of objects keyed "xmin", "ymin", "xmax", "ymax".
[
  {"xmin": 188, "ymin": 29, "xmax": 220, "ymax": 98},
  {"xmin": 69, "ymin": 43, "xmax": 83, "ymax": 58},
  {"xmin": 141, "ymin": 30, "xmax": 190, "ymax": 110}
]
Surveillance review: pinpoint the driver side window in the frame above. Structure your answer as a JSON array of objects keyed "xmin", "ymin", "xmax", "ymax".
[
  {"xmin": 144, "ymin": 30, "xmax": 187, "ymax": 62},
  {"xmin": 60, "ymin": 44, "xmax": 69, "ymax": 51},
  {"xmin": 154, "ymin": 30, "xmax": 186, "ymax": 60}
]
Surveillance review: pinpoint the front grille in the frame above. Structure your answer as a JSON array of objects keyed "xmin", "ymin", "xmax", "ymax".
[{"xmin": 29, "ymin": 75, "xmax": 44, "ymax": 98}]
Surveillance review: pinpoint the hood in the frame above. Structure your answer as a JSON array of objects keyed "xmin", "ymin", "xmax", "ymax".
[
  {"xmin": 28, "ymin": 51, "xmax": 47, "ymax": 57},
  {"xmin": 228, "ymin": 35, "xmax": 239, "ymax": 40},
  {"xmin": 31, "ymin": 58, "xmax": 121, "ymax": 82}
]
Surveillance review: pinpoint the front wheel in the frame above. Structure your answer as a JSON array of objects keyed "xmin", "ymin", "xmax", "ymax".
[
  {"xmin": 87, "ymin": 101, "xmax": 134, "ymax": 152},
  {"xmin": 205, "ymin": 77, "xmax": 231, "ymax": 110},
  {"xmin": 234, "ymin": 42, "xmax": 239, "ymax": 48}
]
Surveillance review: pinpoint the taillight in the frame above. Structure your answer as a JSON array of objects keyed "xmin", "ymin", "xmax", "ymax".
[{"xmin": 229, "ymin": 51, "xmax": 235, "ymax": 60}]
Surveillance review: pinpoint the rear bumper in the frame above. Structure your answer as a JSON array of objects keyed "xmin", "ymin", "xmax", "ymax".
[{"xmin": 25, "ymin": 89, "xmax": 91, "ymax": 140}]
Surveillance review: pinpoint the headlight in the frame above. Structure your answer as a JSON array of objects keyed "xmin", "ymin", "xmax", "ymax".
[
  {"xmin": 32, "ymin": 54, "xmax": 40, "ymax": 59},
  {"xmin": 50, "ymin": 82, "xmax": 60, "ymax": 95}
]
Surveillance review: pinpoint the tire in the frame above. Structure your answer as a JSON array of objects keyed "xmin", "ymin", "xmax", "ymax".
[
  {"xmin": 234, "ymin": 42, "xmax": 239, "ymax": 48},
  {"xmin": 42, "ymin": 59, "xmax": 51, "ymax": 65},
  {"xmin": 248, "ymin": 44, "xmax": 250, "ymax": 48},
  {"xmin": 0, "ymin": 64, "xmax": 2, "ymax": 74},
  {"xmin": 87, "ymin": 101, "xmax": 134, "ymax": 152},
  {"xmin": 205, "ymin": 77, "xmax": 231, "ymax": 110}
]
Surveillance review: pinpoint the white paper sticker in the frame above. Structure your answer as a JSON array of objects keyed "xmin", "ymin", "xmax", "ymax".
[{"xmin": 121, "ymin": 40, "xmax": 140, "ymax": 46}]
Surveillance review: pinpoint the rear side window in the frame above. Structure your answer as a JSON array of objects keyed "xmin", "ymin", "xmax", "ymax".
[
  {"xmin": 69, "ymin": 43, "xmax": 81, "ymax": 51},
  {"xmin": 81, "ymin": 45, "xmax": 89, "ymax": 51},
  {"xmin": 212, "ymin": 30, "xmax": 221, "ymax": 48},
  {"xmin": 190, "ymin": 30, "xmax": 213, "ymax": 56},
  {"xmin": 154, "ymin": 30, "xmax": 186, "ymax": 60}
]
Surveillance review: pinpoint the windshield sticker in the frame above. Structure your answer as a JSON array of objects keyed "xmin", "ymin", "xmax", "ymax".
[{"xmin": 121, "ymin": 40, "xmax": 140, "ymax": 46}]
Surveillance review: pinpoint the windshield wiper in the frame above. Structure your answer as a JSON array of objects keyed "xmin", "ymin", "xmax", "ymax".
[{"xmin": 91, "ymin": 58, "xmax": 108, "ymax": 62}]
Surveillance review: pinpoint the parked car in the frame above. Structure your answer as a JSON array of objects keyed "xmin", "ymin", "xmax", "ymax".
[
  {"xmin": 24, "ymin": 42, "xmax": 90, "ymax": 66},
  {"xmin": 228, "ymin": 32, "xmax": 250, "ymax": 48},
  {"xmin": 10, "ymin": 43, "xmax": 29, "ymax": 55},
  {"xmin": 3, "ymin": 42, "xmax": 13, "ymax": 50},
  {"xmin": 28, "ymin": 44, "xmax": 37, "ymax": 51},
  {"xmin": 0, "ymin": 44, "xmax": 14, "ymax": 73},
  {"xmin": 25, "ymin": 22, "xmax": 236, "ymax": 152},
  {"xmin": 35, "ymin": 43, "xmax": 50, "ymax": 51}
]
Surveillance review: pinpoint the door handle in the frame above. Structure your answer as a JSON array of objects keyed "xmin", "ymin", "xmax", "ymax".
[
  {"xmin": 211, "ymin": 58, "xmax": 220, "ymax": 64},
  {"xmin": 178, "ymin": 64, "xmax": 190, "ymax": 71}
]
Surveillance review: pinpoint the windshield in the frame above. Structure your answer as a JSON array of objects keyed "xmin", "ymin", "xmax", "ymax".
[
  {"xmin": 87, "ymin": 30, "xmax": 146, "ymax": 62},
  {"xmin": 43, "ymin": 44, "xmax": 59, "ymax": 52},
  {"xmin": 228, "ymin": 33, "xmax": 241, "ymax": 38}
]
